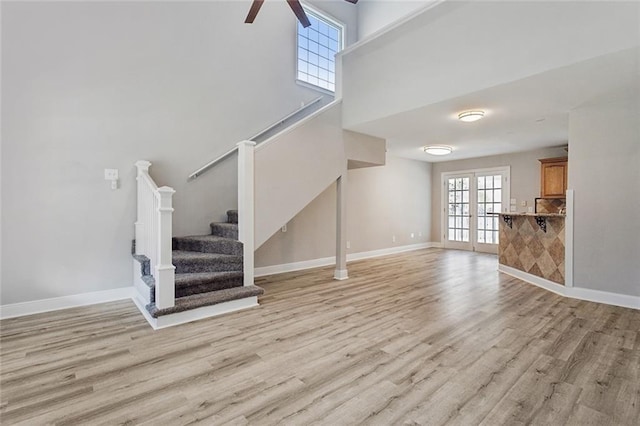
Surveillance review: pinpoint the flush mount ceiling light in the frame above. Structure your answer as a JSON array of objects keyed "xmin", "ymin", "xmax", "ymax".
[
  {"xmin": 458, "ymin": 110, "xmax": 485, "ymax": 122},
  {"xmin": 423, "ymin": 145, "xmax": 452, "ymax": 156}
]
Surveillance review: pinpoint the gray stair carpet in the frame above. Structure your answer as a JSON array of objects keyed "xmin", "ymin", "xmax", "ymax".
[
  {"xmin": 133, "ymin": 208, "xmax": 263, "ymax": 319},
  {"xmin": 173, "ymin": 235, "xmax": 243, "ymax": 256},
  {"xmin": 226, "ymin": 209, "xmax": 238, "ymax": 224},
  {"xmin": 146, "ymin": 285, "xmax": 263, "ymax": 318},
  {"xmin": 209, "ymin": 222, "xmax": 238, "ymax": 239}
]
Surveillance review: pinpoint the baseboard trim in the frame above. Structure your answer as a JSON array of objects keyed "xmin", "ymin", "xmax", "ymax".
[
  {"xmin": 498, "ymin": 265, "xmax": 639, "ymax": 310},
  {"xmin": 347, "ymin": 242, "xmax": 436, "ymax": 262},
  {"xmin": 255, "ymin": 256, "xmax": 336, "ymax": 277},
  {"xmin": 255, "ymin": 242, "xmax": 439, "ymax": 277},
  {"xmin": 0, "ymin": 287, "xmax": 134, "ymax": 320},
  {"xmin": 132, "ymin": 295, "xmax": 259, "ymax": 330}
]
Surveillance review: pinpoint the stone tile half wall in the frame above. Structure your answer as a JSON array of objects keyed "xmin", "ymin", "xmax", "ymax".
[{"xmin": 499, "ymin": 216, "xmax": 565, "ymax": 285}]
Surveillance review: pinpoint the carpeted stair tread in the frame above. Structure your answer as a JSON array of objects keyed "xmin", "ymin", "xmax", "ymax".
[
  {"xmin": 173, "ymin": 235, "xmax": 242, "ymax": 256},
  {"xmin": 133, "ymin": 254, "xmax": 151, "ymax": 276},
  {"xmin": 146, "ymin": 285, "xmax": 264, "ymax": 318},
  {"xmin": 210, "ymin": 222, "xmax": 238, "ymax": 239},
  {"xmin": 175, "ymin": 271, "xmax": 243, "ymax": 286},
  {"xmin": 227, "ymin": 210, "xmax": 238, "ymax": 224},
  {"xmin": 172, "ymin": 250, "xmax": 242, "ymax": 274},
  {"xmin": 174, "ymin": 271, "xmax": 243, "ymax": 296}
]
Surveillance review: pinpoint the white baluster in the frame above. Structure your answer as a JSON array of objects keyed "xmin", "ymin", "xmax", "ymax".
[{"xmin": 135, "ymin": 161, "xmax": 151, "ymax": 255}]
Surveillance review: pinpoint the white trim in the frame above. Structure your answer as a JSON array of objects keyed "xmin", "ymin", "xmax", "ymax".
[
  {"xmin": 255, "ymin": 256, "xmax": 336, "ymax": 277},
  {"xmin": 238, "ymin": 141, "xmax": 256, "ymax": 287},
  {"xmin": 499, "ymin": 264, "xmax": 639, "ymax": 310},
  {"xmin": 132, "ymin": 296, "xmax": 259, "ymax": 330},
  {"xmin": 295, "ymin": 79, "xmax": 335, "ymax": 96},
  {"xmin": 255, "ymin": 242, "xmax": 438, "ymax": 277},
  {"xmin": 347, "ymin": 242, "xmax": 434, "ymax": 262},
  {"xmin": 441, "ymin": 166, "xmax": 512, "ymax": 177},
  {"xmin": 564, "ymin": 189, "xmax": 574, "ymax": 287},
  {"xmin": 255, "ymin": 100, "xmax": 341, "ymax": 151},
  {"xmin": 334, "ymin": 269, "xmax": 349, "ymax": 280},
  {"xmin": 338, "ymin": 0, "xmax": 447, "ymax": 57},
  {"xmin": 0, "ymin": 287, "xmax": 133, "ymax": 320}
]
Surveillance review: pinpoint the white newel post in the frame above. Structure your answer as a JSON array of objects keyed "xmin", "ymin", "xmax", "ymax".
[
  {"xmin": 155, "ymin": 186, "xmax": 176, "ymax": 309},
  {"xmin": 237, "ymin": 140, "xmax": 256, "ymax": 287},
  {"xmin": 134, "ymin": 160, "xmax": 151, "ymax": 256}
]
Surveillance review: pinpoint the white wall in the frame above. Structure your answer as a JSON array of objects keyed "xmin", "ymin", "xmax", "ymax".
[
  {"xmin": 342, "ymin": 1, "xmax": 640, "ymax": 128},
  {"xmin": 255, "ymin": 103, "xmax": 345, "ymax": 248},
  {"xmin": 255, "ymin": 156, "xmax": 431, "ymax": 267},
  {"xmin": 1, "ymin": 1, "xmax": 358, "ymax": 305},
  {"xmin": 568, "ymin": 97, "xmax": 640, "ymax": 297},
  {"xmin": 356, "ymin": 0, "xmax": 434, "ymax": 39},
  {"xmin": 430, "ymin": 146, "xmax": 568, "ymax": 242}
]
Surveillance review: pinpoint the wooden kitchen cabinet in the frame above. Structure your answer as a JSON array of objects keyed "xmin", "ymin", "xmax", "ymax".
[{"xmin": 539, "ymin": 157, "xmax": 568, "ymax": 198}]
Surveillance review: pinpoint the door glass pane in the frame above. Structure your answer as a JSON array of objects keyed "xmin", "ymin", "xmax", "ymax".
[
  {"xmin": 494, "ymin": 176, "xmax": 502, "ymax": 189},
  {"xmin": 476, "ymin": 174, "xmax": 502, "ymax": 245},
  {"xmin": 447, "ymin": 176, "xmax": 470, "ymax": 242}
]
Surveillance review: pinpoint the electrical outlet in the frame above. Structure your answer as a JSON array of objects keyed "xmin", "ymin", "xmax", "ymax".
[
  {"xmin": 527, "ymin": 206, "xmax": 534, "ymax": 213},
  {"xmin": 281, "ymin": 224, "xmax": 287, "ymax": 232},
  {"xmin": 346, "ymin": 241, "xmax": 350, "ymax": 249},
  {"xmin": 392, "ymin": 235, "xmax": 396, "ymax": 243},
  {"xmin": 410, "ymin": 233, "xmax": 415, "ymax": 238},
  {"xmin": 521, "ymin": 200, "xmax": 527, "ymax": 207},
  {"xmin": 104, "ymin": 169, "xmax": 118, "ymax": 180}
]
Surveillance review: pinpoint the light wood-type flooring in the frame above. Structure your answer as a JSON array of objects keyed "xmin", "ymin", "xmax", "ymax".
[{"xmin": 1, "ymin": 248, "xmax": 639, "ymax": 425}]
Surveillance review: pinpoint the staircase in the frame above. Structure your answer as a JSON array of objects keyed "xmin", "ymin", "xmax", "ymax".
[{"xmin": 134, "ymin": 209, "xmax": 263, "ymax": 324}]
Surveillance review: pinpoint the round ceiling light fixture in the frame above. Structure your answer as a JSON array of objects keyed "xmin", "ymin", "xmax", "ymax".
[
  {"xmin": 423, "ymin": 145, "xmax": 452, "ymax": 156},
  {"xmin": 458, "ymin": 110, "xmax": 485, "ymax": 122}
]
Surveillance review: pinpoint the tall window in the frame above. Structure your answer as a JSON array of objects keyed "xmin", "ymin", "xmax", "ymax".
[{"xmin": 297, "ymin": 7, "xmax": 343, "ymax": 93}]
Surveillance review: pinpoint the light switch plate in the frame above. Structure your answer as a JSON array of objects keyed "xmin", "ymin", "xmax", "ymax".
[{"xmin": 510, "ymin": 198, "xmax": 516, "ymax": 205}]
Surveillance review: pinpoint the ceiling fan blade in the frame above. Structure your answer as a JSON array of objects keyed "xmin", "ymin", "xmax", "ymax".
[
  {"xmin": 344, "ymin": 0, "xmax": 359, "ymax": 4},
  {"xmin": 245, "ymin": 0, "xmax": 265, "ymax": 24},
  {"xmin": 287, "ymin": 0, "xmax": 311, "ymax": 28}
]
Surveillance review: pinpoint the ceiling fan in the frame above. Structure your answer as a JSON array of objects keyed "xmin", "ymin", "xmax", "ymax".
[{"xmin": 245, "ymin": 0, "xmax": 358, "ymax": 28}]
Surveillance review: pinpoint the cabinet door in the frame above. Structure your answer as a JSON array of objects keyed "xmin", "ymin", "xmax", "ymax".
[{"xmin": 541, "ymin": 162, "xmax": 567, "ymax": 197}]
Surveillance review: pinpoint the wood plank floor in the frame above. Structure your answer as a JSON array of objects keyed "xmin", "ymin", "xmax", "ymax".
[{"xmin": 1, "ymin": 248, "xmax": 638, "ymax": 425}]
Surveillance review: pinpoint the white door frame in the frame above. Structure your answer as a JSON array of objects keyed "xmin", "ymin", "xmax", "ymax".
[{"xmin": 441, "ymin": 166, "xmax": 511, "ymax": 253}]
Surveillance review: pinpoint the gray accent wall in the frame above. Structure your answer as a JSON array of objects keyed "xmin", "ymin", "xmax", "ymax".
[
  {"xmin": 256, "ymin": 156, "xmax": 431, "ymax": 267},
  {"xmin": 568, "ymin": 97, "xmax": 640, "ymax": 297},
  {"xmin": 0, "ymin": 1, "xmax": 358, "ymax": 304},
  {"xmin": 430, "ymin": 147, "xmax": 568, "ymax": 243}
]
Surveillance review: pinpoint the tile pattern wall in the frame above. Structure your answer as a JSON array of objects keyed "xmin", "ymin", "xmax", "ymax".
[
  {"xmin": 535, "ymin": 198, "xmax": 566, "ymax": 214},
  {"xmin": 499, "ymin": 216, "xmax": 565, "ymax": 285}
]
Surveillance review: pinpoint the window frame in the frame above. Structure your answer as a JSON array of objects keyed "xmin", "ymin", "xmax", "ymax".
[{"xmin": 295, "ymin": 3, "xmax": 345, "ymax": 95}]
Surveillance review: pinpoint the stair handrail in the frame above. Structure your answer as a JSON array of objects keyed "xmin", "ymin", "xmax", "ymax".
[
  {"xmin": 188, "ymin": 96, "xmax": 324, "ymax": 180},
  {"xmin": 135, "ymin": 160, "xmax": 176, "ymax": 310}
]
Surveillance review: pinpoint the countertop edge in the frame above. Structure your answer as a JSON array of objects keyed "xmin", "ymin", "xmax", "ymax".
[{"xmin": 487, "ymin": 212, "xmax": 566, "ymax": 217}]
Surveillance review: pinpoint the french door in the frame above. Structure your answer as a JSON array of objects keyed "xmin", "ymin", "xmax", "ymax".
[{"xmin": 442, "ymin": 168, "xmax": 510, "ymax": 254}]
